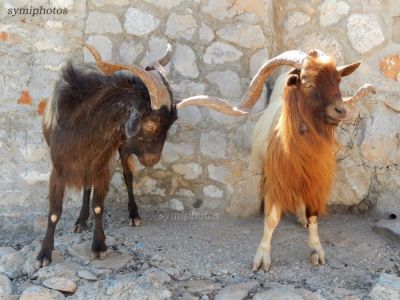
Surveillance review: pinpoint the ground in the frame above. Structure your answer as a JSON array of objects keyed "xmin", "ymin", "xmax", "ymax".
[{"xmin": 0, "ymin": 206, "xmax": 399, "ymax": 299}]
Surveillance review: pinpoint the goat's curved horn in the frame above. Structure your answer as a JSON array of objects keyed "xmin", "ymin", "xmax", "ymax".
[
  {"xmin": 343, "ymin": 84, "xmax": 376, "ymax": 104},
  {"xmin": 83, "ymin": 42, "xmax": 171, "ymax": 111},
  {"xmin": 236, "ymin": 50, "xmax": 309, "ymax": 111},
  {"xmin": 176, "ymin": 96, "xmax": 248, "ymax": 116},
  {"xmin": 308, "ymin": 49, "xmax": 329, "ymax": 59}
]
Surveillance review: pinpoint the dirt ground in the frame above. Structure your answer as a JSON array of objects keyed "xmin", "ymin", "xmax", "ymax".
[{"xmin": 1, "ymin": 207, "xmax": 399, "ymax": 299}]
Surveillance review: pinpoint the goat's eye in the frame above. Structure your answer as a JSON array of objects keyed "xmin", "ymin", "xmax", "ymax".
[
  {"xmin": 301, "ymin": 80, "xmax": 312, "ymax": 88},
  {"xmin": 144, "ymin": 122, "xmax": 156, "ymax": 131}
]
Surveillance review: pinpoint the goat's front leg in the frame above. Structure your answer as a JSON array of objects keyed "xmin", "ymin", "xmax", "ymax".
[
  {"xmin": 91, "ymin": 174, "xmax": 109, "ymax": 260},
  {"xmin": 74, "ymin": 188, "xmax": 91, "ymax": 233},
  {"xmin": 253, "ymin": 201, "xmax": 281, "ymax": 271},
  {"xmin": 307, "ymin": 214, "xmax": 325, "ymax": 265},
  {"xmin": 36, "ymin": 169, "xmax": 65, "ymax": 268},
  {"xmin": 120, "ymin": 151, "xmax": 141, "ymax": 227}
]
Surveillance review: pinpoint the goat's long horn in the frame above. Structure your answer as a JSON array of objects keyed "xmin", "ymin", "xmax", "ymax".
[
  {"xmin": 176, "ymin": 50, "xmax": 309, "ymax": 114},
  {"xmin": 176, "ymin": 96, "xmax": 248, "ymax": 116},
  {"xmin": 343, "ymin": 84, "xmax": 376, "ymax": 104},
  {"xmin": 236, "ymin": 50, "xmax": 309, "ymax": 111},
  {"xmin": 83, "ymin": 42, "xmax": 171, "ymax": 111}
]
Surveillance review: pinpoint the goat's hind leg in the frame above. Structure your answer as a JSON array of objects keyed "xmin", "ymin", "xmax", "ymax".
[
  {"xmin": 90, "ymin": 173, "xmax": 109, "ymax": 260},
  {"xmin": 307, "ymin": 212, "xmax": 325, "ymax": 266},
  {"xmin": 74, "ymin": 188, "xmax": 91, "ymax": 233},
  {"xmin": 253, "ymin": 201, "xmax": 281, "ymax": 271},
  {"xmin": 296, "ymin": 201, "xmax": 308, "ymax": 229},
  {"xmin": 36, "ymin": 169, "xmax": 65, "ymax": 268}
]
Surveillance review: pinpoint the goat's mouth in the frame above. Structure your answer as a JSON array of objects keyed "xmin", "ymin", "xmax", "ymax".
[
  {"xmin": 137, "ymin": 154, "xmax": 161, "ymax": 167},
  {"xmin": 326, "ymin": 115, "xmax": 346, "ymax": 126}
]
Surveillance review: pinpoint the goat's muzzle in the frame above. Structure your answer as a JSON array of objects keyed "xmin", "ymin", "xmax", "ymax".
[
  {"xmin": 138, "ymin": 153, "xmax": 161, "ymax": 167},
  {"xmin": 326, "ymin": 102, "xmax": 348, "ymax": 125}
]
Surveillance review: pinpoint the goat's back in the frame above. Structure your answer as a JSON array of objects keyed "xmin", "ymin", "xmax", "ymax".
[{"xmin": 250, "ymin": 72, "xmax": 286, "ymax": 172}]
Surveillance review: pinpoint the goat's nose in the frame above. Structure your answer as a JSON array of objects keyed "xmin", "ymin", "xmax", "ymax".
[{"xmin": 335, "ymin": 106, "xmax": 347, "ymax": 117}]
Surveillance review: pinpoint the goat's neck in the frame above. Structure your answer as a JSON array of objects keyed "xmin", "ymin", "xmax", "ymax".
[{"xmin": 278, "ymin": 101, "xmax": 336, "ymax": 155}]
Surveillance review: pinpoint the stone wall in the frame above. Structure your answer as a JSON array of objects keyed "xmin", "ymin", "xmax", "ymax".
[{"xmin": 0, "ymin": 0, "xmax": 399, "ymax": 222}]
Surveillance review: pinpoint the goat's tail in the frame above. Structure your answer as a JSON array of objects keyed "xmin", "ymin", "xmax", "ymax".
[{"xmin": 42, "ymin": 83, "xmax": 59, "ymax": 130}]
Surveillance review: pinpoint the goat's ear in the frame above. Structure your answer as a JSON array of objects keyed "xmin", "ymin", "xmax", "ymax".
[
  {"xmin": 125, "ymin": 111, "xmax": 141, "ymax": 138},
  {"xmin": 287, "ymin": 74, "xmax": 299, "ymax": 86},
  {"xmin": 337, "ymin": 61, "xmax": 361, "ymax": 77}
]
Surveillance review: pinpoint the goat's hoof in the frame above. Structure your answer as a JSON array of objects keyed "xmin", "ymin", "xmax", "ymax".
[
  {"xmin": 129, "ymin": 217, "xmax": 141, "ymax": 227},
  {"xmin": 310, "ymin": 249, "xmax": 325, "ymax": 266},
  {"xmin": 91, "ymin": 249, "xmax": 108, "ymax": 260},
  {"xmin": 299, "ymin": 220, "xmax": 308, "ymax": 229},
  {"xmin": 73, "ymin": 223, "xmax": 88, "ymax": 233},
  {"xmin": 91, "ymin": 241, "xmax": 108, "ymax": 260},
  {"xmin": 36, "ymin": 250, "xmax": 52, "ymax": 269},
  {"xmin": 252, "ymin": 252, "xmax": 271, "ymax": 272}
]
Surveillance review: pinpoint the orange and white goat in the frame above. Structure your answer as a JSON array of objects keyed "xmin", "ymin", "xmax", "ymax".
[{"xmin": 235, "ymin": 49, "xmax": 375, "ymax": 271}]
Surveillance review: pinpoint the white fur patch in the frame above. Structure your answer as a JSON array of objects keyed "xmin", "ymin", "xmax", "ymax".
[
  {"xmin": 50, "ymin": 214, "xmax": 58, "ymax": 223},
  {"xmin": 250, "ymin": 72, "xmax": 286, "ymax": 172},
  {"xmin": 94, "ymin": 206, "xmax": 101, "ymax": 214}
]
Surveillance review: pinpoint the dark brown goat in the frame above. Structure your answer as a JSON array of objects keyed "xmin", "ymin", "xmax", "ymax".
[{"xmin": 37, "ymin": 44, "xmax": 248, "ymax": 267}]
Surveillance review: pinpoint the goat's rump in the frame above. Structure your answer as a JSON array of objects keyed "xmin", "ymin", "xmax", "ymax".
[{"xmin": 44, "ymin": 63, "xmax": 150, "ymax": 188}]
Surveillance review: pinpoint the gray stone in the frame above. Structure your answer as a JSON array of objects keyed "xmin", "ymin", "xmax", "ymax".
[
  {"xmin": 250, "ymin": 48, "xmax": 270, "ymax": 77},
  {"xmin": 216, "ymin": 23, "xmax": 265, "ymax": 49},
  {"xmin": 172, "ymin": 163, "xmax": 203, "ymax": 180},
  {"xmin": 20, "ymin": 286, "xmax": 65, "ymax": 300},
  {"xmin": 225, "ymin": 174, "xmax": 262, "ymax": 217},
  {"xmin": 176, "ymin": 106, "xmax": 202, "ymax": 128},
  {"xmin": 200, "ymin": 131, "xmax": 227, "ymax": 159},
  {"xmin": 91, "ymin": 252, "xmax": 133, "ymax": 270},
  {"xmin": 86, "ymin": 12, "xmax": 122, "ymax": 34},
  {"xmin": 215, "ymin": 280, "xmax": 258, "ymax": 300},
  {"xmin": 0, "ymin": 247, "xmax": 16, "ymax": 259},
  {"xmin": 72, "ymin": 268, "xmax": 171, "ymax": 299},
  {"xmin": 373, "ymin": 220, "xmax": 400, "ymax": 246},
  {"xmin": 169, "ymin": 198, "xmax": 185, "ymax": 211},
  {"xmin": 165, "ymin": 13, "xmax": 198, "ymax": 40},
  {"xmin": 208, "ymin": 164, "xmax": 229, "ymax": 183},
  {"xmin": 83, "ymin": 35, "xmax": 112, "ymax": 62},
  {"xmin": 68, "ymin": 241, "xmax": 92, "ymax": 263},
  {"xmin": 143, "ymin": 0, "xmax": 184, "ymax": 8},
  {"xmin": 172, "ymin": 80, "xmax": 205, "ymax": 98},
  {"xmin": 43, "ymin": 277, "xmax": 77, "ymax": 293},
  {"xmin": 184, "ymin": 279, "xmax": 221, "ymax": 293},
  {"xmin": 162, "ymin": 142, "xmax": 196, "ymax": 163},
  {"xmin": 299, "ymin": 33, "xmax": 344, "ymax": 65},
  {"xmin": 284, "ymin": 12, "xmax": 311, "ymax": 31},
  {"xmin": 203, "ymin": 185, "xmax": 223, "ymax": 198},
  {"xmin": 320, "ymin": 0, "xmax": 350, "ymax": 26},
  {"xmin": 203, "ymin": 42, "xmax": 243, "ymax": 64},
  {"xmin": 133, "ymin": 176, "xmax": 166, "ymax": 196},
  {"xmin": 118, "ymin": 41, "xmax": 143, "ymax": 65},
  {"xmin": 77, "ymin": 270, "xmax": 97, "ymax": 281},
  {"xmin": 235, "ymin": 12, "xmax": 260, "ymax": 25},
  {"xmin": 347, "ymin": 14, "xmax": 385, "ymax": 54},
  {"xmin": 206, "ymin": 70, "xmax": 241, "ymax": 99},
  {"xmin": 92, "ymin": 0, "xmax": 129, "ymax": 6},
  {"xmin": 359, "ymin": 105, "xmax": 400, "ymax": 165},
  {"xmin": 140, "ymin": 37, "xmax": 169, "ymax": 68},
  {"xmin": 369, "ymin": 273, "xmax": 400, "ymax": 300},
  {"xmin": 20, "ymin": 170, "xmax": 50, "ymax": 185},
  {"xmin": 201, "ymin": 0, "xmax": 236, "ymax": 21},
  {"xmin": 0, "ymin": 249, "xmax": 36, "ymax": 279},
  {"xmin": 173, "ymin": 44, "xmax": 199, "ymax": 78},
  {"xmin": 34, "ymin": 263, "xmax": 78, "ymax": 282},
  {"xmin": 124, "ymin": 8, "xmax": 160, "ymax": 36},
  {"xmin": 253, "ymin": 288, "xmax": 303, "ymax": 300},
  {"xmin": 199, "ymin": 23, "xmax": 215, "ymax": 42},
  {"xmin": 0, "ymin": 274, "xmax": 12, "ymax": 297}
]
